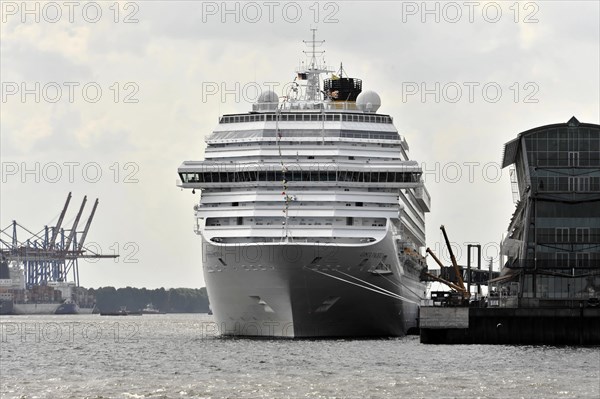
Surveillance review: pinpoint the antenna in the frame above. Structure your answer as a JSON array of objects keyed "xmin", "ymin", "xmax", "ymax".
[
  {"xmin": 298, "ymin": 28, "xmax": 333, "ymax": 101},
  {"xmin": 303, "ymin": 27, "xmax": 325, "ymax": 71}
]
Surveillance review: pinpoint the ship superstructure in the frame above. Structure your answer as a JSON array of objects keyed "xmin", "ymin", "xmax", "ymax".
[{"xmin": 177, "ymin": 31, "xmax": 430, "ymax": 337}]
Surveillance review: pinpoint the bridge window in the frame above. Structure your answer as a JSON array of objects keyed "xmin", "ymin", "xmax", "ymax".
[{"xmin": 180, "ymin": 170, "xmax": 421, "ymax": 185}]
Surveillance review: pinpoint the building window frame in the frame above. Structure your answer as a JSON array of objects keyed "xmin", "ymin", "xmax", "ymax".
[
  {"xmin": 555, "ymin": 227, "xmax": 569, "ymax": 243},
  {"xmin": 568, "ymin": 151, "xmax": 579, "ymax": 166},
  {"xmin": 556, "ymin": 252, "xmax": 570, "ymax": 267},
  {"xmin": 576, "ymin": 253, "xmax": 590, "ymax": 267},
  {"xmin": 576, "ymin": 227, "xmax": 590, "ymax": 243},
  {"xmin": 568, "ymin": 176, "xmax": 590, "ymax": 192}
]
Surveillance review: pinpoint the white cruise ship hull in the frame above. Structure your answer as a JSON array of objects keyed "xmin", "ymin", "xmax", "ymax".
[{"xmin": 203, "ymin": 229, "xmax": 425, "ymax": 338}]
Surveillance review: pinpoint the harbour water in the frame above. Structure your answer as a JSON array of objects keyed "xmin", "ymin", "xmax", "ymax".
[{"xmin": 1, "ymin": 314, "xmax": 598, "ymax": 398}]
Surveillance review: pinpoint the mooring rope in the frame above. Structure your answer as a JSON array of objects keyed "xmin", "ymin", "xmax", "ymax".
[
  {"xmin": 305, "ymin": 267, "xmax": 419, "ymax": 305},
  {"xmin": 334, "ymin": 269, "xmax": 420, "ymax": 305}
]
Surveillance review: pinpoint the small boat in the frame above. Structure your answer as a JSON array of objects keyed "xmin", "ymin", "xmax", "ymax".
[
  {"xmin": 100, "ymin": 306, "xmax": 142, "ymax": 316},
  {"xmin": 141, "ymin": 303, "xmax": 165, "ymax": 314}
]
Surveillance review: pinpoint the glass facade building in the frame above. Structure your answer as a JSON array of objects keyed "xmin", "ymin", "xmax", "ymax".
[{"xmin": 500, "ymin": 117, "xmax": 600, "ymax": 303}]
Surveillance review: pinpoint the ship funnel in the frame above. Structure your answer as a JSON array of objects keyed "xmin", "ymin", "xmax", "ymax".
[{"xmin": 323, "ymin": 77, "xmax": 362, "ymax": 102}]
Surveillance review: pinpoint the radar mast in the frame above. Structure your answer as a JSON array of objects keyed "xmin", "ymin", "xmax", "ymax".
[{"xmin": 298, "ymin": 28, "xmax": 333, "ymax": 101}]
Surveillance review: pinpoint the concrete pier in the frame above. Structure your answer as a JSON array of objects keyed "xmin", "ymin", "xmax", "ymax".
[{"xmin": 420, "ymin": 306, "xmax": 600, "ymax": 345}]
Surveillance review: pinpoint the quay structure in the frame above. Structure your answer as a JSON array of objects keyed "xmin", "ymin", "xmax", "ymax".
[{"xmin": 420, "ymin": 117, "xmax": 600, "ymax": 344}]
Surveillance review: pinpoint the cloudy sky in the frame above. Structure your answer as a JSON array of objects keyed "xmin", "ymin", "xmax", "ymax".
[{"xmin": 1, "ymin": 1, "xmax": 599, "ymax": 289}]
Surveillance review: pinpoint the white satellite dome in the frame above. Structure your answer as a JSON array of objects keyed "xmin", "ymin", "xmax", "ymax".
[
  {"xmin": 356, "ymin": 90, "xmax": 381, "ymax": 113},
  {"xmin": 257, "ymin": 90, "xmax": 279, "ymax": 104},
  {"xmin": 255, "ymin": 90, "xmax": 279, "ymax": 111}
]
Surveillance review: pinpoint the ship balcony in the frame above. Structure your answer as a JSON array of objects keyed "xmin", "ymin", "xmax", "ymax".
[
  {"xmin": 414, "ymin": 186, "xmax": 431, "ymax": 212},
  {"xmin": 201, "ymin": 224, "xmax": 388, "ymax": 244},
  {"xmin": 400, "ymin": 137, "xmax": 409, "ymax": 152},
  {"xmin": 195, "ymin": 205, "xmax": 399, "ymax": 219}
]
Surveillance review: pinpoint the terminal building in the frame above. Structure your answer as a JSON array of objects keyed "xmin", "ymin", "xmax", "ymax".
[{"xmin": 500, "ymin": 116, "xmax": 600, "ymax": 306}]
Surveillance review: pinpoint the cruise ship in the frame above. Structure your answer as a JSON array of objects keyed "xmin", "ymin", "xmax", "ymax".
[{"xmin": 177, "ymin": 31, "xmax": 431, "ymax": 337}]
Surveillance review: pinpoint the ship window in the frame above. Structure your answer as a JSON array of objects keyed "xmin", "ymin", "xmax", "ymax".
[
  {"xmin": 326, "ymin": 115, "xmax": 334, "ymax": 121},
  {"xmin": 232, "ymin": 202, "xmax": 239, "ymax": 207},
  {"xmin": 356, "ymin": 202, "xmax": 363, "ymax": 207},
  {"xmin": 190, "ymin": 169, "xmax": 420, "ymax": 185}
]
